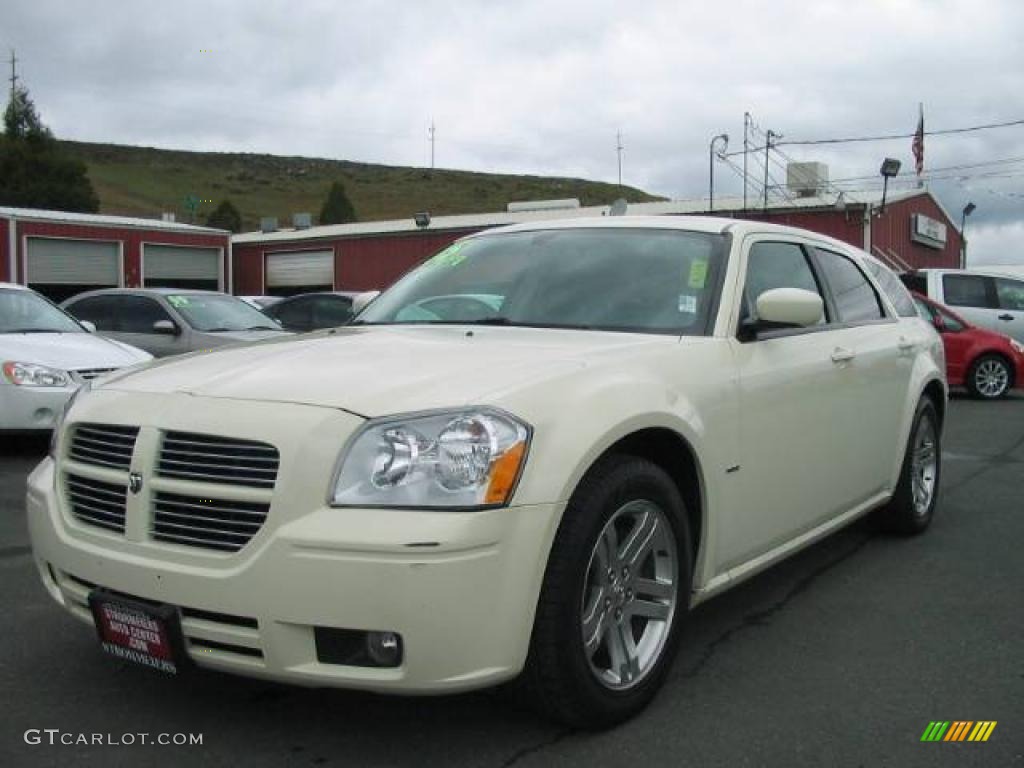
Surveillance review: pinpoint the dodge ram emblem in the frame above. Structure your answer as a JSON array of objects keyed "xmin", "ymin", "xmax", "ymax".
[{"xmin": 128, "ymin": 472, "xmax": 143, "ymax": 494}]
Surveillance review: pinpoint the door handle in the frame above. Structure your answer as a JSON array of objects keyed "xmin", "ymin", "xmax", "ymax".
[
  {"xmin": 898, "ymin": 337, "xmax": 917, "ymax": 355},
  {"xmin": 831, "ymin": 347, "xmax": 856, "ymax": 363},
  {"xmin": 998, "ymin": 314, "xmax": 1014, "ymax": 321}
]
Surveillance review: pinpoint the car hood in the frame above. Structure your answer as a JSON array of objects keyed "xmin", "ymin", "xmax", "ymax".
[
  {"xmin": 203, "ymin": 329, "xmax": 291, "ymax": 342},
  {"xmin": 98, "ymin": 325, "xmax": 674, "ymax": 417},
  {"xmin": 0, "ymin": 331, "xmax": 152, "ymax": 370}
]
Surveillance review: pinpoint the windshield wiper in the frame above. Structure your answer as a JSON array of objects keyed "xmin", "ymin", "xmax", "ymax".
[
  {"xmin": 4, "ymin": 328, "xmax": 64, "ymax": 333},
  {"xmin": 245, "ymin": 325, "xmax": 280, "ymax": 331},
  {"xmin": 203, "ymin": 327, "xmax": 232, "ymax": 332}
]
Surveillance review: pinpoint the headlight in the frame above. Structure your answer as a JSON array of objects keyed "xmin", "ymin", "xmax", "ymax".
[
  {"xmin": 49, "ymin": 380, "xmax": 92, "ymax": 458},
  {"xmin": 1011, "ymin": 338, "xmax": 1024, "ymax": 356},
  {"xmin": 331, "ymin": 408, "xmax": 531, "ymax": 509},
  {"xmin": 2, "ymin": 361, "xmax": 71, "ymax": 387}
]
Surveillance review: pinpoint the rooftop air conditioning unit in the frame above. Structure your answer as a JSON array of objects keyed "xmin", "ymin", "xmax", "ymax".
[
  {"xmin": 260, "ymin": 217, "xmax": 278, "ymax": 233},
  {"xmin": 786, "ymin": 162, "xmax": 829, "ymax": 198},
  {"xmin": 293, "ymin": 213, "xmax": 312, "ymax": 230}
]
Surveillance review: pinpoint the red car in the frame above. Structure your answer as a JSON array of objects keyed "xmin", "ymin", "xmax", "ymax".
[{"xmin": 914, "ymin": 292, "xmax": 1024, "ymax": 399}]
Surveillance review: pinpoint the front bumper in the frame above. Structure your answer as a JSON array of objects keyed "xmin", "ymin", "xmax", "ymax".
[
  {"xmin": 28, "ymin": 452, "xmax": 561, "ymax": 694},
  {"xmin": 0, "ymin": 381, "xmax": 77, "ymax": 431}
]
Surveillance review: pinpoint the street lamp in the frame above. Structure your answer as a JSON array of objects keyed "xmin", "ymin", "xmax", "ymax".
[
  {"xmin": 879, "ymin": 157, "xmax": 901, "ymax": 213},
  {"xmin": 961, "ymin": 202, "xmax": 976, "ymax": 268},
  {"xmin": 708, "ymin": 133, "xmax": 728, "ymax": 212}
]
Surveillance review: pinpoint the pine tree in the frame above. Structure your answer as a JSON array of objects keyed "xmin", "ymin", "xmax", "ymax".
[
  {"xmin": 205, "ymin": 199, "xmax": 242, "ymax": 232},
  {"xmin": 319, "ymin": 181, "xmax": 357, "ymax": 224},
  {"xmin": 0, "ymin": 84, "xmax": 99, "ymax": 212}
]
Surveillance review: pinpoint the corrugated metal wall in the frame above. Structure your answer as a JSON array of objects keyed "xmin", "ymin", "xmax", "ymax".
[
  {"xmin": 871, "ymin": 194, "xmax": 961, "ymax": 269},
  {"xmin": 0, "ymin": 217, "xmax": 9, "ymax": 282},
  {"xmin": 731, "ymin": 209, "xmax": 866, "ymax": 248}
]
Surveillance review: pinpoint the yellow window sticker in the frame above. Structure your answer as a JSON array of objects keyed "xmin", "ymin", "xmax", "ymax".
[
  {"xmin": 428, "ymin": 243, "xmax": 467, "ymax": 268},
  {"xmin": 688, "ymin": 259, "xmax": 708, "ymax": 289},
  {"xmin": 167, "ymin": 295, "xmax": 190, "ymax": 308}
]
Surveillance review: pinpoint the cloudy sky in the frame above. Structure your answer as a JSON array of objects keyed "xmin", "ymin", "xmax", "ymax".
[{"xmin": 5, "ymin": 0, "xmax": 1023, "ymax": 264}]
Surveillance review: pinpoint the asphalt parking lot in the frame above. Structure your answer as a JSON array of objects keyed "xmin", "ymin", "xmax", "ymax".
[{"xmin": 1, "ymin": 394, "xmax": 1021, "ymax": 768}]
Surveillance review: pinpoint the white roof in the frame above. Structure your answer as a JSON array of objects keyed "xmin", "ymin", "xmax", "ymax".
[
  {"xmin": 233, "ymin": 188, "xmax": 932, "ymax": 246},
  {"xmin": 0, "ymin": 206, "xmax": 229, "ymax": 235},
  {"xmin": 0, "ymin": 281, "xmax": 29, "ymax": 291}
]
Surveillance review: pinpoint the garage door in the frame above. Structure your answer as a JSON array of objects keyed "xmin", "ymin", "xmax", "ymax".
[
  {"xmin": 143, "ymin": 244, "xmax": 221, "ymax": 290},
  {"xmin": 26, "ymin": 238, "xmax": 120, "ymax": 303},
  {"xmin": 265, "ymin": 250, "xmax": 334, "ymax": 296}
]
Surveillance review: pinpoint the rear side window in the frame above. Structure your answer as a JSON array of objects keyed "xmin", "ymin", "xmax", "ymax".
[
  {"xmin": 814, "ymin": 249, "xmax": 885, "ymax": 322},
  {"xmin": 864, "ymin": 260, "xmax": 917, "ymax": 317},
  {"xmin": 995, "ymin": 278, "xmax": 1024, "ymax": 311},
  {"xmin": 313, "ymin": 296, "xmax": 354, "ymax": 327},
  {"xmin": 744, "ymin": 241, "xmax": 826, "ymax": 325},
  {"xmin": 270, "ymin": 297, "xmax": 313, "ymax": 330},
  {"xmin": 943, "ymin": 274, "xmax": 994, "ymax": 308},
  {"xmin": 65, "ymin": 296, "xmax": 116, "ymax": 330},
  {"xmin": 900, "ymin": 273, "xmax": 928, "ymax": 295}
]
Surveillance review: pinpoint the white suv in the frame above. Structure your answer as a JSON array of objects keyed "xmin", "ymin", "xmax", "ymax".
[{"xmin": 27, "ymin": 217, "xmax": 946, "ymax": 728}]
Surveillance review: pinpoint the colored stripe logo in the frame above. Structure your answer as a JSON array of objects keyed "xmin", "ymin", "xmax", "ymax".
[{"xmin": 921, "ymin": 721, "xmax": 997, "ymax": 742}]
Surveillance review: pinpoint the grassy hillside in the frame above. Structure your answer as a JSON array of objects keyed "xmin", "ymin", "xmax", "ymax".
[{"xmin": 60, "ymin": 140, "xmax": 663, "ymax": 232}]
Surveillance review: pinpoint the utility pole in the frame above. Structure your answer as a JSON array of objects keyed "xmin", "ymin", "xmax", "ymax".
[
  {"xmin": 763, "ymin": 129, "xmax": 779, "ymax": 211},
  {"xmin": 616, "ymin": 130, "xmax": 624, "ymax": 187},
  {"xmin": 428, "ymin": 120, "xmax": 435, "ymax": 171},
  {"xmin": 8, "ymin": 49, "xmax": 19, "ymax": 97},
  {"xmin": 708, "ymin": 134, "xmax": 728, "ymax": 212},
  {"xmin": 743, "ymin": 112, "xmax": 750, "ymax": 211}
]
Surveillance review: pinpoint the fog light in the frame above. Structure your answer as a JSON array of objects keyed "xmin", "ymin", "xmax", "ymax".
[{"xmin": 366, "ymin": 631, "xmax": 402, "ymax": 667}]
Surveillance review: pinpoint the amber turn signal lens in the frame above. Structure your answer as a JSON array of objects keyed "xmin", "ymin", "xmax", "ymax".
[{"xmin": 485, "ymin": 441, "xmax": 527, "ymax": 504}]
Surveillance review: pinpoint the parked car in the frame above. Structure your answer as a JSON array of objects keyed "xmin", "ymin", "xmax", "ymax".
[
  {"xmin": 900, "ymin": 268, "xmax": 1024, "ymax": 344},
  {"xmin": 30, "ymin": 218, "xmax": 946, "ymax": 729},
  {"xmin": 913, "ymin": 292, "xmax": 1024, "ymax": 399},
  {"xmin": 61, "ymin": 288, "xmax": 289, "ymax": 357},
  {"xmin": 238, "ymin": 295, "xmax": 282, "ymax": 310},
  {"xmin": 262, "ymin": 291, "xmax": 361, "ymax": 332},
  {"xmin": 1, "ymin": 282, "xmax": 151, "ymax": 432}
]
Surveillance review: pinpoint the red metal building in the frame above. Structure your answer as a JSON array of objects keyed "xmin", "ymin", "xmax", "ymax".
[
  {"xmin": 231, "ymin": 189, "xmax": 961, "ymax": 296},
  {"xmin": 0, "ymin": 207, "xmax": 231, "ymax": 302}
]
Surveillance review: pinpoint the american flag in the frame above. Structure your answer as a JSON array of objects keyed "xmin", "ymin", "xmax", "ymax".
[{"xmin": 912, "ymin": 104, "xmax": 924, "ymax": 178}]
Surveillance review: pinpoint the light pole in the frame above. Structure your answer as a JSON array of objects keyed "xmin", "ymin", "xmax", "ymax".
[
  {"xmin": 708, "ymin": 133, "xmax": 728, "ymax": 212},
  {"xmin": 878, "ymin": 158, "xmax": 901, "ymax": 213},
  {"xmin": 960, "ymin": 202, "xmax": 976, "ymax": 268}
]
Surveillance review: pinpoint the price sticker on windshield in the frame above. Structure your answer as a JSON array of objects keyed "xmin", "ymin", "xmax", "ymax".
[
  {"xmin": 428, "ymin": 243, "xmax": 467, "ymax": 268},
  {"xmin": 167, "ymin": 295, "xmax": 190, "ymax": 308},
  {"xmin": 688, "ymin": 259, "xmax": 708, "ymax": 289}
]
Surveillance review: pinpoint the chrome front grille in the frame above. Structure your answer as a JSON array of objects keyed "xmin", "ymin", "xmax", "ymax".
[
  {"xmin": 152, "ymin": 492, "xmax": 270, "ymax": 552},
  {"xmin": 68, "ymin": 424, "xmax": 139, "ymax": 470},
  {"xmin": 66, "ymin": 474, "xmax": 128, "ymax": 533},
  {"xmin": 157, "ymin": 432, "xmax": 280, "ymax": 489}
]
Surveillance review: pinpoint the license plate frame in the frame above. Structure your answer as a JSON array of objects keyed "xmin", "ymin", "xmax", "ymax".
[{"xmin": 87, "ymin": 589, "xmax": 188, "ymax": 675}]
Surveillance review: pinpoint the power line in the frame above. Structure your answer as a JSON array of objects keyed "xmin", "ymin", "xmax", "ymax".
[{"xmin": 724, "ymin": 117, "xmax": 1024, "ymax": 158}]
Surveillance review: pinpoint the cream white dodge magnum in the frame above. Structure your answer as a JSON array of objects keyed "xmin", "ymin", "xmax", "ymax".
[{"xmin": 28, "ymin": 217, "xmax": 946, "ymax": 728}]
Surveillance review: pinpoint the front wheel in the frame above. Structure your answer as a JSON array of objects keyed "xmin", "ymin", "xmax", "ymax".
[
  {"xmin": 874, "ymin": 397, "xmax": 941, "ymax": 535},
  {"xmin": 515, "ymin": 456, "xmax": 692, "ymax": 729},
  {"xmin": 967, "ymin": 354, "xmax": 1012, "ymax": 399}
]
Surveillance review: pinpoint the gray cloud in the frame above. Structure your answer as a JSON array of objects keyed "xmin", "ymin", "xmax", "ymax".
[{"xmin": 4, "ymin": 0, "xmax": 1023, "ymax": 264}]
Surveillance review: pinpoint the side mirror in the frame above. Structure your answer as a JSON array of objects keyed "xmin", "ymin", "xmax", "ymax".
[
  {"xmin": 352, "ymin": 290, "xmax": 381, "ymax": 316},
  {"xmin": 755, "ymin": 288, "xmax": 824, "ymax": 328},
  {"xmin": 153, "ymin": 319, "xmax": 181, "ymax": 336},
  {"xmin": 79, "ymin": 320, "xmax": 97, "ymax": 333}
]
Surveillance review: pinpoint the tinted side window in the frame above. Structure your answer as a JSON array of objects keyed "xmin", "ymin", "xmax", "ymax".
[
  {"xmin": 865, "ymin": 260, "xmax": 917, "ymax": 317},
  {"xmin": 936, "ymin": 305, "xmax": 966, "ymax": 332},
  {"xmin": 65, "ymin": 296, "xmax": 117, "ymax": 330},
  {"xmin": 744, "ymin": 242, "xmax": 826, "ymax": 325},
  {"xmin": 943, "ymin": 274, "xmax": 994, "ymax": 308},
  {"xmin": 313, "ymin": 296, "xmax": 353, "ymax": 327},
  {"xmin": 117, "ymin": 296, "xmax": 172, "ymax": 333},
  {"xmin": 900, "ymin": 273, "xmax": 928, "ymax": 295},
  {"xmin": 270, "ymin": 297, "xmax": 313, "ymax": 330},
  {"xmin": 995, "ymin": 278, "xmax": 1024, "ymax": 311},
  {"xmin": 815, "ymin": 249, "xmax": 884, "ymax": 322}
]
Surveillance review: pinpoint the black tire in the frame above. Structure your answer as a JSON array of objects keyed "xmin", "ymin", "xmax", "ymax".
[
  {"xmin": 514, "ymin": 455, "xmax": 693, "ymax": 729},
  {"xmin": 874, "ymin": 397, "xmax": 941, "ymax": 535},
  {"xmin": 966, "ymin": 354, "xmax": 1013, "ymax": 399}
]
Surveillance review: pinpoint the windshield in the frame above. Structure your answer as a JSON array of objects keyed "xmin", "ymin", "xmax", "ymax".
[
  {"xmin": 356, "ymin": 228, "xmax": 728, "ymax": 335},
  {"xmin": 0, "ymin": 288, "xmax": 85, "ymax": 334},
  {"xmin": 166, "ymin": 294, "xmax": 284, "ymax": 332}
]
